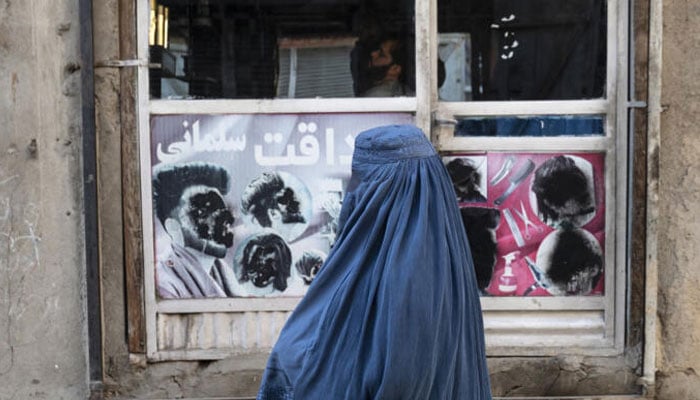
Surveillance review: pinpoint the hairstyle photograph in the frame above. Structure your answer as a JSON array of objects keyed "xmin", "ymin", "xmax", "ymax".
[
  {"xmin": 536, "ymin": 227, "xmax": 603, "ymax": 296},
  {"xmin": 444, "ymin": 156, "xmax": 487, "ymax": 203},
  {"xmin": 294, "ymin": 250, "xmax": 326, "ymax": 285},
  {"xmin": 531, "ymin": 155, "xmax": 596, "ymax": 227},
  {"xmin": 240, "ymin": 171, "xmax": 308, "ymax": 229},
  {"xmin": 459, "ymin": 207, "xmax": 500, "ymax": 293},
  {"xmin": 153, "ymin": 161, "xmax": 231, "ymax": 225},
  {"xmin": 237, "ymin": 232, "xmax": 292, "ymax": 293},
  {"xmin": 152, "ymin": 162, "xmax": 235, "ymax": 257}
]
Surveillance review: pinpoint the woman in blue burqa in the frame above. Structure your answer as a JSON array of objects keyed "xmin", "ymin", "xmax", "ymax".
[{"xmin": 257, "ymin": 124, "xmax": 492, "ymax": 399}]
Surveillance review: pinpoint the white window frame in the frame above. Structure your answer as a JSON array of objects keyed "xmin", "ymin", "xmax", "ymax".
[{"xmin": 137, "ymin": 0, "xmax": 628, "ymax": 360}]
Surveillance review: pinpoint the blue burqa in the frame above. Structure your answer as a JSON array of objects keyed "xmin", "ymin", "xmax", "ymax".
[{"xmin": 257, "ymin": 125, "xmax": 492, "ymax": 400}]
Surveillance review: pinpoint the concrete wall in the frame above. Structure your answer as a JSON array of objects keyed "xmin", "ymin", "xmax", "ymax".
[
  {"xmin": 0, "ymin": 0, "xmax": 89, "ymax": 399},
  {"xmin": 655, "ymin": 0, "xmax": 700, "ymax": 398}
]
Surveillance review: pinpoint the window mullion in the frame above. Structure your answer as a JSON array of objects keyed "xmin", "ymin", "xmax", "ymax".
[
  {"xmin": 414, "ymin": 0, "xmax": 435, "ymax": 134},
  {"xmin": 136, "ymin": 0, "xmax": 159, "ymax": 358},
  {"xmin": 149, "ymin": 98, "xmax": 418, "ymax": 115}
]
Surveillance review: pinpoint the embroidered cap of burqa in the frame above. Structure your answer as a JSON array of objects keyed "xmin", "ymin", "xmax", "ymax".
[{"xmin": 257, "ymin": 124, "xmax": 492, "ymax": 400}]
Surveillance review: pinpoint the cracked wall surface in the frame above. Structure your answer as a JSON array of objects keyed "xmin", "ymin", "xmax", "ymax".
[
  {"xmin": 0, "ymin": 0, "xmax": 88, "ymax": 398},
  {"xmin": 656, "ymin": 0, "xmax": 700, "ymax": 399}
]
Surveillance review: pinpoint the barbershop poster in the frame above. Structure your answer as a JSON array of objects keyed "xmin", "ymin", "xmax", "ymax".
[
  {"xmin": 442, "ymin": 152, "xmax": 605, "ymax": 297},
  {"xmin": 150, "ymin": 113, "xmax": 413, "ymax": 299}
]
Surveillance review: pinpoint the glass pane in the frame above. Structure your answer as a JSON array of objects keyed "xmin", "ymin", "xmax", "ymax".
[
  {"xmin": 149, "ymin": 0, "xmax": 415, "ymax": 100},
  {"xmin": 441, "ymin": 152, "xmax": 606, "ymax": 296},
  {"xmin": 454, "ymin": 115, "xmax": 605, "ymax": 137},
  {"xmin": 437, "ymin": 0, "xmax": 607, "ymax": 101}
]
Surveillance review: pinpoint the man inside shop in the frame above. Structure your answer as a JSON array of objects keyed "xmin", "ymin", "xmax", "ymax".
[
  {"xmin": 354, "ymin": 34, "xmax": 414, "ymax": 97},
  {"xmin": 352, "ymin": 32, "xmax": 445, "ymax": 98}
]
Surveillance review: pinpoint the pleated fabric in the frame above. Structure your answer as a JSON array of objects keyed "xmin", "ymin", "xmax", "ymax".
[{"xmin": 257, "ymin": 124, "xmax": 492, "ymax": 400}]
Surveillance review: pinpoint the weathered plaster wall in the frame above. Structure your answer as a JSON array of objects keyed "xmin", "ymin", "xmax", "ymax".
[
  {"xmin": 0, "ymin": 0, "xmax": 89, "ymax": 399},
  {"xmin": 656, "ymin": 0, "xmax": 700, "ymax": 399},
  {"xmin": 90, "ymin": 1, "xmax": 298, "ymax": 397}
]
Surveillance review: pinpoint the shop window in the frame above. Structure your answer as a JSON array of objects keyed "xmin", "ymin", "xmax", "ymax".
[
  {"xmin": 148, "ymin": 0, "xmax": 415, "ymax": 99},
  {"xmin": 137, "ymin": 0, "xmax": 628, "ymax": 360},
  {"xmin": 437, "ymin": 0, "xmax": 607, "ymax": 101}
]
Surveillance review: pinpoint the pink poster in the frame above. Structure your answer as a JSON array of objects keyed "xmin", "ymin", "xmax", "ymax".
[{"xmin": 442, "ymin": 152, "xmax": 605, "ymax": 297}]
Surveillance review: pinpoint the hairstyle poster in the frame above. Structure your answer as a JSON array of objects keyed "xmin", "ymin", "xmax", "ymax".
[
  {"xmin": 442, "ymin": 152, "xmax": 606, "ymax": 297},
  {"xmin": 150, "ymin": 113, "xmax": 413, "ymax": 299}
]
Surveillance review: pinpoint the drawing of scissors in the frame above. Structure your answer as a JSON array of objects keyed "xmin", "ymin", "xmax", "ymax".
[
  {"xmin": 513, "ymin": 200, "xmax": 543, "ymax": 239},
  {"xmin": 523, "ymin": 256, "xmax": 551, "ymax": 296}
]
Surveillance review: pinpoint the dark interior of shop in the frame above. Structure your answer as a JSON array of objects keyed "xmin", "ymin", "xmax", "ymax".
[{"xmin": 149, "ymin": 0, "xmax": 605, "ymax": 101}]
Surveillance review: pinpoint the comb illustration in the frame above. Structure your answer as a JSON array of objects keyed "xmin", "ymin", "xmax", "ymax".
[{"xmin": 493, "ymin": 159, "xmax": 535, "ymax": 205}]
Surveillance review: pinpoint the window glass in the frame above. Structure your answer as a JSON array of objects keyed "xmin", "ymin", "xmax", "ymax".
[
  {"xmin": 149, "ymin": 0, "xmax": 415, "ymax": 99},
  {"xmin": 437, "ymin": 0, "xmax": 607, "ymax": 101},
  {"xmin": 454, "ymin": 115, "xmax": 605, "ymax": 137}
]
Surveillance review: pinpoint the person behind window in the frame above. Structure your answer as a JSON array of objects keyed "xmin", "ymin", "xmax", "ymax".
[
  {"xmin": 152, "ymin": 162, "xmax": 238, "ymax": 299},
  {"xmin": 358, "ymin": 35, "xmax": 414, "ymax": 97},
  {"xmin": 352, "ymin": 33, "xmax": 441, "ymax": 98},
  {"xmin": 257, "ymin": 125, "xmax": 492, "ymax": 399}
]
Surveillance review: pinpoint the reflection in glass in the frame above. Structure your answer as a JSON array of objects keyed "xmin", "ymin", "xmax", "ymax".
[
  {"xmin": 148, "ymin": 0, "xmax": 415, "ymax": 100},
  {"xmin": 454, "ymin": 115, "xmax": 604, "ymax": 137},
  {"xmin": 438, "ymin": 0, "xmax": 607, "ymax": 101}
]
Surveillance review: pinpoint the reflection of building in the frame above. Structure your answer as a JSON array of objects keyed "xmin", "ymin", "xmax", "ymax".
[
  {"xmin": 148, "ymin": 1, "xmax": 414, "ymax": 99},
  {"xmin": 438, "ymin": 33, "xmax": 471, "ymax": 101}
]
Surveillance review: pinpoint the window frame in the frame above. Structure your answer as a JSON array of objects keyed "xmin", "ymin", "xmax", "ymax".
[
  {"xmin": 430, "ymin": 0, "xmax": 628, "ymax": 357},
  {"xmin": 136, "ymin": 0, "xmax": 629, "ymax": 360}
]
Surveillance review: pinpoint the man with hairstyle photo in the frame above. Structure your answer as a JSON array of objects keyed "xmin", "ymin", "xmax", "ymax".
[
  {"xmin": 359, "ymin": 34, "xmax": 414, "ymax": 97},
  {"xmin": 152, "ymin": 161, "xmax": 238, "ymax": 299}
]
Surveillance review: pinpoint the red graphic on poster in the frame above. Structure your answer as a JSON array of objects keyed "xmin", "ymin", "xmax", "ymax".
[{"xmin": 442, "ymin": 152, "xmax": 605, "ymax": 297}]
